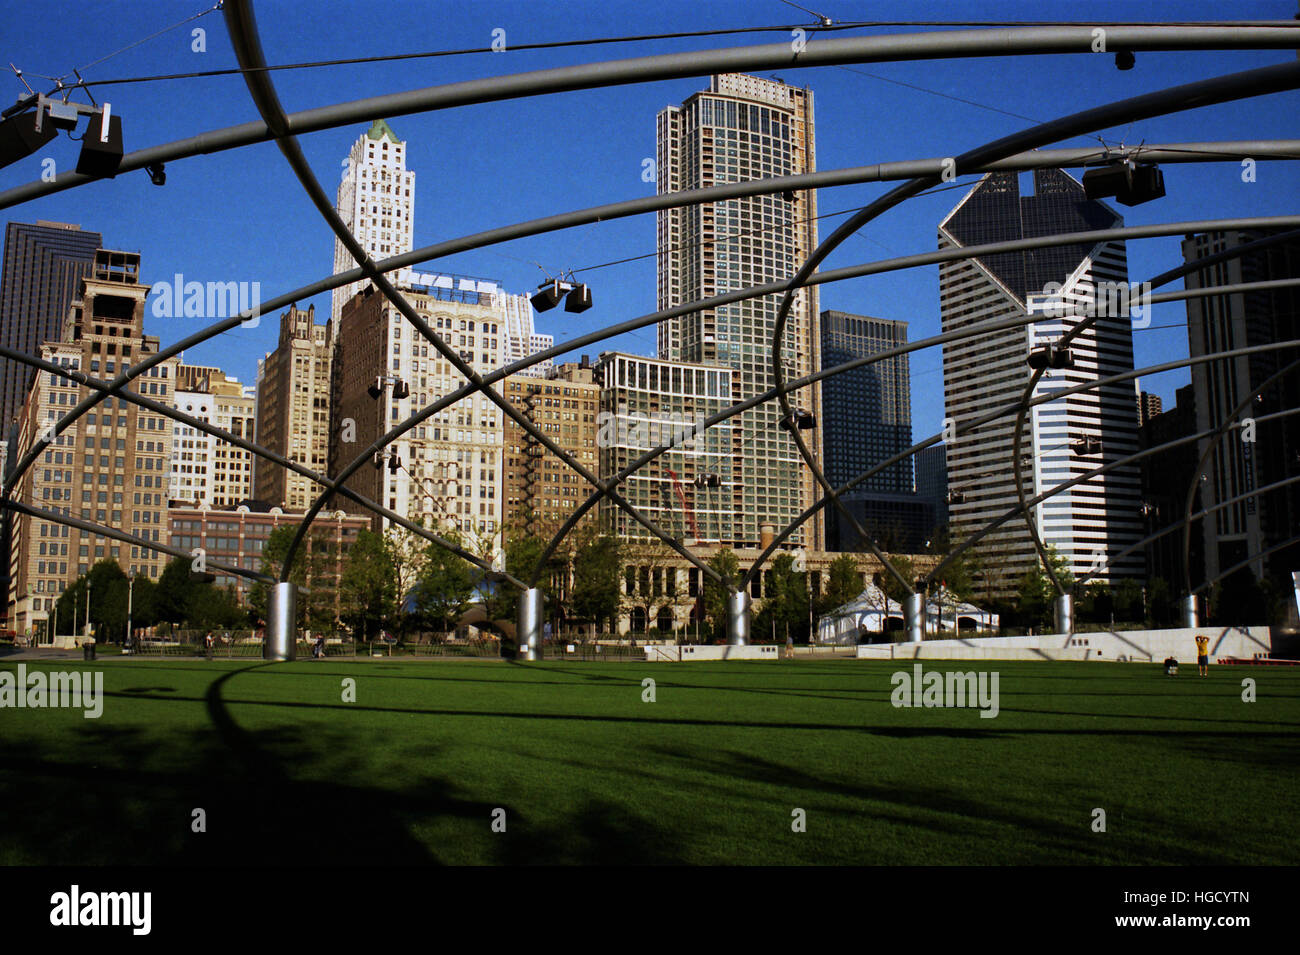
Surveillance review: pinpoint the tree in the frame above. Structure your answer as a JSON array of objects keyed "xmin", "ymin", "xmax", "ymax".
[
  {"xmin": 571, "ymin": 530, "xmax": 622, "ymax": 637},
  {"xmin": 248, "ymin": 523, "xmax": 341, "ymax": 634},
  {"xmin": 702, "ymin": 549, "xmax": 742, "ymax": 643},
  {"xmin": 146, "ymin": 556, "xmax": 242, "ymax": 631},
  {"xmin": 817, "ymin": 553, "xmax": 862, "ymax": 617},
  {"xmin": 926, "ymin": 527, "xmax": 979, "ymax": 602},
  {"xmin": 384, "ymin": 525, "xmax": 431, "ymax": 637},
  {"xmin": 415, "ymin": 531, "xmax": 477, "ymax": 639},
  {"xmin": 1013, "ymin": 546, "xmax": 1073, "ymax": 632},
  {"xmin": 338, "ymin": 529, "xmax": 397, "ymax": 640},
  {"xmin": 755, "ymin": 553, "xmax": 810, "ymax": 643}
]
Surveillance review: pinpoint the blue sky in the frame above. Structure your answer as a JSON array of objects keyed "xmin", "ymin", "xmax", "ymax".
[{"xmin": 2, "ymin": 0, "xmax": 1298, "ymax": 442}]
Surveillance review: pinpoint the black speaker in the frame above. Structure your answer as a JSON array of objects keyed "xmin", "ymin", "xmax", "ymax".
[
  {"xmin": 0, "ymin": 110, "xmax": 57, "ymax": 170},
  {"xmin": 75, "ymin": 110, "xmax": 123, "ymax": 178},
  {"xmin": 1082, "ymin": 163, "xmax": 1130, "ymax": 200},
  {"xmin": 564, "ymin": 283, "xmax": 592, "ymax": 313},
  {"xmin": 1116, "ymin": 164, "xmax": 1165, "ymax": 206}
]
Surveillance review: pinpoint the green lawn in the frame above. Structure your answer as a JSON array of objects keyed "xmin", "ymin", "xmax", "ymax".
[{"xmin": 1, "ymin": 657, "xmax": 1296, "ymax": 865}]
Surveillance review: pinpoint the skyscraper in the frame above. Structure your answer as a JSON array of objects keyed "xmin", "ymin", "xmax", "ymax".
[
  {"xmin": 819, "ymin": 310, "xmax": 912, "ymax": 492},
  {"xmin": 0, "ymin": 221, "xmax": 103, "ymax": 455},
  {"xmin": 7, "ymin": 250, "xmax": 176, "ymax": 635},
  {"xmin": 331, "ymin": 119, "xmax": 415, "ymax": 327},
  {"xmin": 1183, "ymin": 228, "xmax": 1300, "ymax": 588},
  {"xmin": 330, "ymin": 280, "xmax": 509, "ymax": 548},
  {"xmin": 253, "ymin": 303, "xmax": 332, "ymax": 510},
  {"xmin": 938, "ymin": 169, "xmax": 1143, "ymax": 595},
  {"xmin": 655, "ymin": 74, "xmax": 822, "ymax": 549},
  {"xmin": 819, "ymin": 310, "xmax": 928, "ymax": 552}
]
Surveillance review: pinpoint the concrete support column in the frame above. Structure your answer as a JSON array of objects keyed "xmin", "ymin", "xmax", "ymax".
[
  {"xmin": 904, "ymin": 592, "xmax": 924, "ymax": 644},
  {"xmin": 726, "ymin": 590, "xmax": 751, "ymax": 646},
  {"xmin": 517, "ymin": 587, "xmax": 544, "ymax": 661},
  {"xmin": 265, "ymin": 582, "xmax": 297, "ymax": 661},
  {"xmin": 1182, "ymin": 594, "xmax": 1199, "ymax": 629},
  {"xmin": 1054, "ymin": 592, "xmax": 1074, "ymax": 635}
]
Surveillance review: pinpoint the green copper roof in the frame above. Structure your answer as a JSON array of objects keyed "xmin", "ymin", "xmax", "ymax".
[{"xmin": 366, "ymin": 118, "xmax": 401, "ymax": 143}]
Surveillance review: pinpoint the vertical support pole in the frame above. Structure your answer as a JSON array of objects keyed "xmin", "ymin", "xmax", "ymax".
[
  {"xmin": 266, "ymin": 581, "xmax": 297, "ymax": 661},
  {"xmin": 904, "ymin": 592, "xmax": 924, "ymax": 644},
  {"xmin": 517, "ymin": 587, "xmax": 544, "ymax": 661},
  {"xmin": 727, "ymin": 590, "xmax": 751, "ymax": 646},
  {"xmin": 1182, "ymin": 593, "xmax": 1199, "ymax": 629},
  {"xmin": 1054, "ymin": 592, "xmax": 1074, "ymax": 635}
]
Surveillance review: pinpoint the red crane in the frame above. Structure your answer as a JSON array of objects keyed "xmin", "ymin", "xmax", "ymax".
[{"xmin": 665, "ymin": 469, "xmax": 700, "ymax": 541}]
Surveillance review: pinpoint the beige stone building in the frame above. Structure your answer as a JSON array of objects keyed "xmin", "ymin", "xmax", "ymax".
[
  {"xmin": 331, "ymin": 281, "xmax": 520, "ymax": 554},
  {"xmin": 253, "ymin": 303, "xmax": 331, "ymax": 511},
  {"xmin": 501, "ymin": 360, "xmax": 600, "ymax": 539},
  {"xmin": 7, "ymin": 251, "xmax": 178, "ymax": 635}
]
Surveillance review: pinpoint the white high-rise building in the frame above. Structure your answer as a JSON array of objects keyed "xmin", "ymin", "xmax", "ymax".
[
  {"xmin": 169, "ymin": 366, "xmax": 256, "ymax": 509},
  {"xmin": 938, "ymin": 169, "xmax": 1144, "ymax": 597},
  {"xmin": 331, "ymin": 119, "xmax": 416, "ymax": 327}
]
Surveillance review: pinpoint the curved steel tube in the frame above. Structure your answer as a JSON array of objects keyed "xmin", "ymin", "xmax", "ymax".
[
  {"xmin": 1191, "ymin": 533, "xmax": 1300, "ymax": 597},
  {"xmin": 765, "ymin": 58, "xmax": 1300, "ymax": 596},
  {"xmin": 756, "ymin": 338, "xmax": 1300, "ymax": 585},
  {"xmin": 221, "ymin": 2, "xmax": 722, "ymax": 587},
  {"xmin": 0, "ymin": 344, "xmax": 511, "ymax": 588},
  {"xmin": 1072, "ymin": 440, "xmax": 1300, "ymax": 592},
  {"xmin": 1179, "ymin": 358, "xmax": 1300, "ymax": 596},
  {"xmin": 4, "ymin": 25, "xmax": 1298, "ymax": 209}
]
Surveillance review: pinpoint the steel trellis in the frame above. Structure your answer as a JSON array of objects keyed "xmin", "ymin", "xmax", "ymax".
[
  {"xmin": 1179, "ymin": 359, "xmax": 1300, "ymax": 597},
  {"xmin": 3, "ymin": 25, "xmax": 1299, "ymax": 210},
  {"xmin": 1, "ymin": 17, "xmax": 1297, "ymax": 633},
  {"xmin": 0, "ymin": 343, "xmax": 511, "ymax": 588},
  {"xmin": 765, "ymin": 58, "xmax": 1300, "ymax": 599}
]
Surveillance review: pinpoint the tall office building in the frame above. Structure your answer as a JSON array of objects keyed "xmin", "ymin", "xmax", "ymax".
[
  {"xmin": 915, "ymin": 443, "xmax": 949, "ymax": 534},
  {"xmin": 330, "ymin": 279, "xmax": 511, "ymax": 549},
  {"xmin": 593, "ymin": 351, "xmax": 735, "ymax": 545},
  {"xmin": 655, "ymin": 74, "xmax": 823, "ymax": 550},
  {"xmin": 819, "ymin": 310, "xmax": 927, "ymax": 552},
  {"xmin": 331, "ymin": 120, "xmax": 415, "ymax": 326},
  {"xmin": 1183, "ymin": 228, "xmax": 1300, "ymax": 587},
  {"xmin": 819, "ymin": 310, "xmax": 913, "ymax": 492},
  {"xmin": 7, "ymin": 251, "xmax": 177, "ymax": 635},
  {"xmin": 1138, "ymin": 383, "xmax": 1201, "ymax": 591},
  {"xmin": 0, "ymin": 221, "xmax": 103, "ymax": 456},
  {"xmin": 938, "ymin": 169, "xmax": 1143, "ymax": 596},
  {"xmin": 253, "ymin": 304, "xmax": 332, "ymax": 510},
  {"xmin": 169, "ymin": 365, "xmax": 256, "ymax": 509}
]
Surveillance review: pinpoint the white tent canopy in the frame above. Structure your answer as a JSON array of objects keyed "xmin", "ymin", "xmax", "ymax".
[{"xmin": 816, "ymin": 585, "xmax": 998, "ymax": 645}]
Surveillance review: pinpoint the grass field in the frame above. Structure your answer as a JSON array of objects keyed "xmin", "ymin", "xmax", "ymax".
[{"xmin": 1, "ymin": 656, "xmax": 1297, "ymax": 865}]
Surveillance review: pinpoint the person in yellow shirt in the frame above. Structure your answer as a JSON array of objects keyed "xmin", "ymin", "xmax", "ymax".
[{"xmin": 1194, "ymin": 634, "xmax": 1210, "ymax": 676}]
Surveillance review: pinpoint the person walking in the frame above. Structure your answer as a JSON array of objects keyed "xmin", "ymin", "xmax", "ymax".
[{"xmin": 204, "ymin": 630, "xmax": 215, "ymax": 661}]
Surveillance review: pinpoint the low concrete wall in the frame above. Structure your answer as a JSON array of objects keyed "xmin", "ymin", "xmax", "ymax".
[
  {"xmin": 646, "ymin": 644, "xmax": 779, "ymax": 662},
  {"xmin": 856, "ymin": 626, "xmax": 1272, "ymax": 662}
]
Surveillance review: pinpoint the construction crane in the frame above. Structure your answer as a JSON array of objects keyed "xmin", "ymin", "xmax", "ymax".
[{"xmin": 665, "ymin": 468, "xmax": 700, "ymax": 542}]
